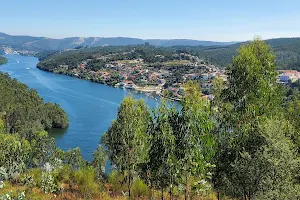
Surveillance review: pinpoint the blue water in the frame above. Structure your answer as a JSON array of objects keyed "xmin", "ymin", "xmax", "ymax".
[{"xmin": 0, "ymin": 55, "xmax": 164, "ymax": 161}]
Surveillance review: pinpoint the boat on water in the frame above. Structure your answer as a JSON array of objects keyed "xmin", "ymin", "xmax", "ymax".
[{"xmin": 26, "ymin": 67, "xmax": 30, "ymax": 70}]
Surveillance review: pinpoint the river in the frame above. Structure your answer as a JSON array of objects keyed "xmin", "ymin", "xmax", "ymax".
[{"xmin": 0, "ymin": 54, "xmax": 163, "ymax": 161}]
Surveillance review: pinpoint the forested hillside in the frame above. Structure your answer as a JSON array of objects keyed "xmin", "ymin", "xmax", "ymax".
[
  {"xmin": 0, "ymin": 73, "xmax": 68, "ymax": 133},
  {"xmin": 1, "ymin": 39, "xmax": 300, "ymax": 200},
  {"xmin": 175, "ymin": 37, "xmax": 300, "ymax": 69},
  {"xmin": 0, "ymin": 56, "xmax": 7, "ymax": 65},
  {"xmin": 0, "ymin": 32, "xmax": 233, "ymax": 53},
  {"xmin": 36, "ymin": 37, "xmax": 300, "ymax": 71}
]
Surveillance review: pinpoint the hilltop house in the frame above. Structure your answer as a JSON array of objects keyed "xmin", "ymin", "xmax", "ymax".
[{"xmin": 278, "ymin": 70, "xmax": 300, "ymax": 83}]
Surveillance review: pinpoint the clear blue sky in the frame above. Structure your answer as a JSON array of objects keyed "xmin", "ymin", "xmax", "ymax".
[{"xmin": 1, "ymin": 0, "xmax": 300, "ymax": 41}]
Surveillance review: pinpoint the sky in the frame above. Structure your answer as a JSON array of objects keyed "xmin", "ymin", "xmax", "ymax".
[{"xmin": 1, "ymin": 0, "xmax": 300, "ymax": 41}]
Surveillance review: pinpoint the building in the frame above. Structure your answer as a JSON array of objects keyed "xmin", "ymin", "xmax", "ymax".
[
  {"xmin": 278, "ymin": 70, "xmax": 300, "ymax": 82},
  {"xmin": 201, "ymin": 73, "xmax": 209, "ymax": 81}
]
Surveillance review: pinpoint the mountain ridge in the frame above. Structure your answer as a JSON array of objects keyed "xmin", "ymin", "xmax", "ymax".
[{"xmin": 0, "ymin": 32, "xmax": 236, "ymax": 52}]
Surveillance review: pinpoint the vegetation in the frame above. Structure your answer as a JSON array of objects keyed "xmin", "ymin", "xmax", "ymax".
[
  {"xmin": 0, "ymin": 56, "xmax": 7, "ymax": 65},
  {"xmin": 37, "ymin": 38, "xmax": 300, "ymax": 71},
  {"xmin": 36, "ymin": 45, "xmax": 192, "ymax": 71},
  {"xmin": 36, "ymin": 44, "xmax": 208, "ymax": 98},
  {"xmin": 212, "ymin": 38, "xmax": 300, "ymax": 199},
  {"xmin": 0, "ymin": 32, "xmax": 231, "ymax": 53},
  {"xmin": 173, "ymin": 37, "xmax": 300, "ymax": 69},
  {"xmin": 1, "ymin": 39, "xmax": 300, "ymax": 199},
  {"xmin": 0, "ymin": 73, "xmax": 68, "ymax": 134}
]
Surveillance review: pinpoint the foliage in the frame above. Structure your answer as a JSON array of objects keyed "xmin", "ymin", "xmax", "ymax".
[
  {"xmin": 41, "ymin": 172, "xmax": 57, "ymax": 193},
  {"xmin": 1, "ymin": 190, "xmax": 26, "ymax": 200},
  {"xmin": 73, "ymin": 167, "xmax": 99, "ymax": 198},
  {"xmin": 284, "ymin": 93, "xmax": 300, "ymax": 152},
  {"xmin": 0, "ymin": 73, "xmax": 68, "ymax": 136},
  {"xmin": 19, "ymin": 168, "xmax": 42, "ymax": 188},
  {"xmin": 131, "ymin": 178, "xmax": 150, "ymax": 199},
  {"xmin": 102, "ymin": 96, "xmax": 151, "ymax": 198},
  {"xmin": 146, "ymin": 101, "xmax": 178, "ymax": 198},
  {"xmin": 29, "ymin": 130, "xmax": 57, "ymax": 168},
  {"xmin": 2, "ymin": 37, "xmax": 300, "ymax": 199},
  {"xmin": 176, "ymin": 81, "xmax": 216, "ymax": 199},
  {"xmin": 0, "ymin": 134, "xmax": 31, "ymax": 180},
  {"xmin": 92, "ymin": 145, "xmax": 107, "ymax": 180},
  {"xmin": 212, "ymin": 38, "xmax": 300, "ymax": 200},
  {"xmin": 107, "ymin": 170, "xmax": 127, "ymax": 195},
  {"xmin": 62, "ymin": 147, "xmax": 85, "ymax": 170},
  {"xmin": 0, "ymin": 56, "xmax": 7, "ymax": 65},
  {"xmin": 174, "ymin": 38, "xmax": 300, "ymax": 69}
]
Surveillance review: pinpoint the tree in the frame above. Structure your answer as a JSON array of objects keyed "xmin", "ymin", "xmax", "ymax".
[
  {"xmin": 92, "ymin": 145, "xmax": 107, "ymax": 180},
  {"xmin": 285, "ymin": 93, "xmax": 300, "ymax": 153},
  {"xmin": 253, "ymin": 119, "xmax": 299, "ymax": 199},
  {"xmin": 212, "ymin": 38, "xmax": 299, "ymax": 199},
  {"xmin": 147, "ymin": 101, "xmax": 178, "ymax": 200},
  {"xmin": 102, "ymin": 96, "xmax": 151, "ymax": 199},
  {"xmin": 29, "ymin": 130, "xmax": 56, "ymax": 168},
  {"xmin": 173, "ymin": 81, "xmax": 216, "ymax": 200},
  {"xmin": 0, "ymin": 133, "xmax": 31, "ymax": 180}
]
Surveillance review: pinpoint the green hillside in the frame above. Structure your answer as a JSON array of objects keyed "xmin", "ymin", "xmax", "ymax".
[
  {"xmin": 36, "ymin": 38, "xmax": 300, "ymax": 70},
  {"xmin": 0, "ymin": 73, "xmax": 68, "ymax": 133},
  {"xmin": 0, "ymin": 55, "xmax": 7, "ymax": 65},
  {"xmin": 0, "ymin": 32, "xmax": 234, "ymax": 52},
  {"xmin": 174, "ymin": 38, "xmax": 300, "ymax": 69}
]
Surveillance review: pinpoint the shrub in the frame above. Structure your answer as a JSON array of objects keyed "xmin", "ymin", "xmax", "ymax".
[
  {"xmin": 131, "ymin": 178, "xmax": 150, "ymax": 199},
  {"xmin": 56, "ymin": 165, "xmax": 73, "ymax": 186},
  {"xmin": 73, "ymin": 167, "xmax": 99, "ymax": 198},
  {"xmin": 108, "ymin": 170, "xmax": 127, "ymax": 195},
  {"xmin": 41, "ymin": 172, "xmax": 57, "ymax": 193},
  {"xmin": 19, "ymin": 168, "xmax": 42, "ymax": 188}
]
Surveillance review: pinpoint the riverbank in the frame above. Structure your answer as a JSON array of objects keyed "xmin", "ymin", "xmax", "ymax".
[
  {"xmin": 0, "ymin": 55, "xmax": 8, "ymax": 65},
  {"xmin": 36, "ymin": 64, "xmax": 183, "ymax": 101},
  {"xmin": 1, "ymin": 54, "xmax": 164, "ymax": 161}
]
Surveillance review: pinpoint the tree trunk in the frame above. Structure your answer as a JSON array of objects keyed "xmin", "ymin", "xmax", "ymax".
[
  {"xmin": 217, "ymin": 190, "xmax": 220, "ymax": 200},
  {"xmin": 170, "ymin": 184, "xmax": 173, "ymax": 200},
  {"xmin": 185, "ymin": 172, "xmax": 190, "ymax": 200},
  {"xmin": 161, "ymin": 187, "xmax": 164, "ymax": 200},
  {"xmin": 151, "ymin": 187, "xmax": 154, "ymax": 200},
  {"xmin": 128, "ymin": 170, "xmax": 131, "ymax": 200},
  {"xmin": 243, "ymin": 191, "xmax": 247, "ymax": 200}
]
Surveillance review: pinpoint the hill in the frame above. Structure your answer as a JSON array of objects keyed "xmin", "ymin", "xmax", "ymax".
[
  {"xmin": 178, "ymin": 38, "xmax": 300, "ymax": 69},
  {"xmin": 0, "ymin": 32, "xmax": 234, "ymax": 53},
  {"xmin": 0, "ymin": 55, "xmax": 7, "ymax": 65},
  {"xmin": 36, "ymin": 37, "xmax": 300, "ymax": 70}
]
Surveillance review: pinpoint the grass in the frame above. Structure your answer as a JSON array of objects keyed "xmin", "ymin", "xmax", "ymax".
[{"xmin": 0, "ymin": 182, "xmax": 220, "ymax": 200}]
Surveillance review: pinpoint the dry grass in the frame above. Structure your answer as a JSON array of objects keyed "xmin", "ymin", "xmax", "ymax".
[{"xmin": 1, "ymin": 181, "xmax": 222, "ymax": 200}]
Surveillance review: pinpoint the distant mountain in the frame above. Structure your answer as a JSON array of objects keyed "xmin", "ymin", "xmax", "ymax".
[{"xmin": 0, "ymin": 32, "xmax": 235, "ymax": 53}]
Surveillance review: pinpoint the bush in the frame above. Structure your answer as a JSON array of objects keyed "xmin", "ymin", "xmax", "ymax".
[
  {"xmin": 19, "ymin": 168, "xmax": 42, "ymax": 188},
  {"xmin": 56, "ymin": 165, "xmax": 73, "ymax": 186},
  {"xmin": 73, "ymin": 167, "xmax": 99, "ymax": 198},
  {"xmin": 108, "ymin": 170, "xmax": 127, "ymax": 195},
  {"xmin": 41, "ymin": 172, "xmax": 58, "ymax": 193},
  {"xmin": 131, "ymin": 178, "xmax": 150, "ymax": 199}
]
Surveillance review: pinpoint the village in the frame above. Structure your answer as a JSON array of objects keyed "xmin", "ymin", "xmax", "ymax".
[
  {"xmin": 62, "ymin": 52, "xmax": 228, "ymax": 100},
  {"xmin": 38, "ymin": 45, "xmax": 300, "ymax": 101}
]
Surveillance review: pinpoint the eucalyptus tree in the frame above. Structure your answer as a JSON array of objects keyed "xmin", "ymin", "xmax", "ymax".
[
  {"xmin": 29, "ymin": 130, "xmax": 56, "ymax": 168},
  {"xmin": 172, "ymin": 81, "xmax": 216, "ymax": 200},
  {"xmin": 212, "ymin": 38, "xmax": 299, "ymax": 199},
  {"xmin": 0, "ymin": 133, "xmax": 31, "ymax": 180},
  {"xmin": 92, "ymin": 145, "xmax": 107, "ymax": 180},
  {"xmin": 102, "ymin": 96, "xmax": 151, "ymax": 199},
  {"xmin": 147, "ymin": 101, "xmax": 178, "ymax": 200}
]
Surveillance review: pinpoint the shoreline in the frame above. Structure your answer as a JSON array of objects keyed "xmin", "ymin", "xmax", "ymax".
[{"xmin": 36, "ymin": 65, "xmax": 182, "ymax": 102}]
